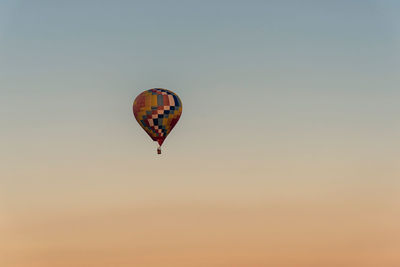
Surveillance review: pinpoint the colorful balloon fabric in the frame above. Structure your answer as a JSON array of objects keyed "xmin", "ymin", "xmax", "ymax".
[{"xmin": 133, "ymin": 88, "xmax": 182, "ymax": 153}]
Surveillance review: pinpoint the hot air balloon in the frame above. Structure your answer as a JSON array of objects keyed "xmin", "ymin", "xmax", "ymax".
[{"xmin": 133, "ymin": 88, "xmax": 182, "ymax": 154}]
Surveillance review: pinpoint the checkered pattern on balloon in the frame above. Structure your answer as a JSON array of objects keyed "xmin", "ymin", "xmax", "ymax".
[{"xmin": 133, "ymin": 88, "xmax": 182, "ymax": 154}]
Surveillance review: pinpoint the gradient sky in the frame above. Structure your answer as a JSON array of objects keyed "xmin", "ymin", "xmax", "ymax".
[{"xmin": 1, "ymin": 1, "xmax": 400, "ymax": 266}]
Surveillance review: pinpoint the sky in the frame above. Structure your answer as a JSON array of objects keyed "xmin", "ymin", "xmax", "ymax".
[{"xmin": 1, "ymin": 1, "xmax": 400, "ymax": 266}]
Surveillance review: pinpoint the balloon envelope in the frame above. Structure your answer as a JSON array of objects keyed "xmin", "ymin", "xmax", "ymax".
[{"xmin": 133, "ymin": 88, "xmax": 182, "ymax": 148}]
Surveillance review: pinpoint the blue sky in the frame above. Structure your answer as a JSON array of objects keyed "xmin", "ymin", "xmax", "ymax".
[{"xmin": 1, "ymin": 0, "xmax": 399, "ymax": 202}]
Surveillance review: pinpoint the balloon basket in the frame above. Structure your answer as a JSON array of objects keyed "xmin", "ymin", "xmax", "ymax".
[{"xmin": 157, "ymin": 147, "xmax": 161, "ymax": 154}]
